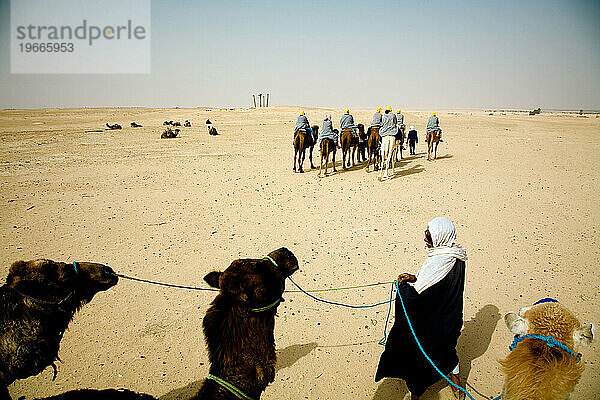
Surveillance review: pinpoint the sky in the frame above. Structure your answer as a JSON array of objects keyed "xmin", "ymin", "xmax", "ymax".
[{"xmin": 0, "ymin": 0, "xmax": 599, "ymax": 109}]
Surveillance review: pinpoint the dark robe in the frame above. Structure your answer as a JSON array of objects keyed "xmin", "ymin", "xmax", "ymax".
[{"xmin": 375, "ymin": 259, "xmax": 465, "ymax": 397}]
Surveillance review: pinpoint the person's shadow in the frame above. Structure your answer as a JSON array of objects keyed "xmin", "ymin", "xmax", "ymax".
[
  {"xmin": 457, "ymin": 304, "xmax": 501, "ymax": 382},
  {"xmin": 372, "ymin": 304, "xmax": 500, "ymax": 400}
]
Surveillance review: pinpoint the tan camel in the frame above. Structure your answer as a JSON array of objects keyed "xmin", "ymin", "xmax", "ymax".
[
  {"xmin": 340, "ymin": 128, "xmax": 358, "ymax": 169},
  {"xmin": 500, "ymin": 300, "xmax": 594, "ymax": 400},
  {"xmin": 427, "ymin": 131, "xmax": 440, "ymax": 161},
  {"xmin": 318, "ymin": 136, "xmax": 337, "ymax": 178}
]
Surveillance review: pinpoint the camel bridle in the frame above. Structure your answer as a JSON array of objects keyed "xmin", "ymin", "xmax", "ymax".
[
  {"xmin": 14, "ymin": 261, "xmax": 79, "ymax": 313},
  {"xmin": 249, "ymin": 256, "xmax": 284, "ymax": 313}
]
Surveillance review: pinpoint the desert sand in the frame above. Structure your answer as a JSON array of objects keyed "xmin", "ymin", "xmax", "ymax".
[{"xmin": 1, "ymin": 107, "xmax": 599, "ymax": 399}]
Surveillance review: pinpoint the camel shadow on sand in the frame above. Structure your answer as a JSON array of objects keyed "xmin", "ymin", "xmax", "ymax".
[
  {"xmin": 158, "ymin": 342, "xmax": 318, "ymax": 400},
  {"xmin": 372, "ymin": 304, "xmax": 500, "ymax": 400}
]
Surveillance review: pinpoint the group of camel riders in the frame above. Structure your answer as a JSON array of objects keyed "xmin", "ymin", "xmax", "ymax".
[{"xmin": 293, "ymin": 108, "xmax": 443, "ymax": 152}]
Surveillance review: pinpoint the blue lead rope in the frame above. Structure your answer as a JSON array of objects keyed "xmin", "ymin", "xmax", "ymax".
[
  {"xmin": 394, "ymin": 280, "xmax": 475, "ymax": 400},
  {"xmin": 509, "ymin": 334, "xmax": 581, "ymax": 361}
]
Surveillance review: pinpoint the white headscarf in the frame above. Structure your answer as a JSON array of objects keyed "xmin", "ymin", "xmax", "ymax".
[{"xmin": 410, "ymin": 217, "xmax": 468, "ymax": 294}]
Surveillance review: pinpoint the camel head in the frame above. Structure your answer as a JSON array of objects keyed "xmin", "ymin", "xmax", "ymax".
[
  {"xmin": 204, "ymin": 248, "xmax": 299, "ymax": 312},
  {"xmin": 6, "ymin": 259, "xmax": 118, "ymax": 308},
  {"xmin": 504, "ymin": 301, "xmax": 594, "ymax": 350}
]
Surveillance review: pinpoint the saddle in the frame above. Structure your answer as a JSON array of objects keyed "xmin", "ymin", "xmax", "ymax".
[{"xmin": 341, "ymin": 127, "xmax": 358, "ymax": 139}]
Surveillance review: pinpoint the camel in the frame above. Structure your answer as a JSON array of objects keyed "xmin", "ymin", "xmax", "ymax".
[
  {"xmin": 161, "ymin": 127, "xmax": 179, "ymax": 139},
  {"xmin": 426, "ymin": 130, "xmax": 440, "ymax": 161},
  {"xmin": 340, "ymin": 128, "xmax": 358, "ymax": 169},
  {"xmin": 184, "ymin": 120, "xmax": 192, "ymax": 127},
  {"xmin": 130, "ymin": 122, "xmax": 142, "ymax": 128},
  {"xmin": 193, "ymin": 248, "xmax": 299, "ymax": 400},
  {"xmin": 163, "ymin": 121, "xmax": 173, "ymax": 126},
  {"xmin": 392, "ymin": 126, "xmax": 405, "ymax": 162},
  {"xmin": 500, "ymin": 300, "xmax": 594, "ymax": 400},
  {"xmin": 318, "ymin": 131, "xmax": 338, "ymax": 178},
  {"xmin": 0, "ymin": 259, "xmax": 118, "ymax": 400},
  {"xmin": 307, "ymin": 125, "xmax": 319, "ymax": 169},
  {"xmin": 356, "ymin": 124, "xmax": 367, "ymax": 162},
  {"xmin": 105, "ymin": 123, "xmax": 122, "ymax": 130},
  {"xmin": 293, "ymin": 129, "xmax": 312, "ymax": 173},
  {"xmin": 365, "ymin": 126, "xmax": 381, "ymax": 172},
  {"xmin": 173, "ymin": 122, "xmax": 181, "ymax": 127},
  {"xmin": 378, "ymin": 134, "xmax": 395, "ymax": 181},
  {"xmin": 208, "ymin": 125, "xmax": 219, "ymax": 136}
]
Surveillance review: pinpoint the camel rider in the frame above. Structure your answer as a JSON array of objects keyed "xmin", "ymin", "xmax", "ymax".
[
  {"xmin": 319, "ymin": 114, "xmax": 339, "ymax": 148},
  {"xmin": 370, "ymin": 107, "xmax": 383, "ymax": 128},
  {"xmin": 426, "ymin": 112, "xmax": 443, "ymax": 142},
  {"xmin": 380, "ymin": 106, "xmax": 398, "ymax": 138},
  {"xmin": 340, "ymin": 108, "xmax": 357, "ymax": 137},
  {"xmin": 294, "ymin": 111, "xmax": 312, "ymax": 137}
]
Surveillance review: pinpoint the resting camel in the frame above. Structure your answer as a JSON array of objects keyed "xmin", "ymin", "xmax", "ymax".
[
  {"xmin": 161, "ymin": 127, "xmax": 179, "ymax": 139},
  {"xmin": 0, "ymin": 259, "xmax": 118, "ymax": 400},
  {"xmin": 340, "ymin": 128, "xmax": 358, "ymax": 169},
  {"xmin": 105, "ymin": 123, "xmax": 122, "ymax": 130},
  {"xmin": 318, "ymin": 130, "xmax": 338, "ymax": 178},
  {"xmin": 356, "ymin": 124, "xmax": 367, "ymax": 162},
  {"xmin": 426, "ymin": 130, "xmax": 440, "ymax": 161},
  {"xmin": 193, "ymin": 248, "xmax": 299, "ymax": 400},
  {"xmin": 173, "ymin": 122, "xmax": 181, "ymax": 127},
  {"xmin": 365, "ymin": 126, "xmax": 381, "ymax": 172},
  {"xmin": 208, "ymin": 125, "xmax": 219, "ymax": 136},
  {"xmin": 130, "ymin": 122, "xmax": 143, "ymax": 128},
  {"xmin": 184, "ymin": 120, "xmax": 192, "ymax": 127},
  {"xmin": 163, "ymin": 120, "xmax": 173, "ymax": 126},
  {"xmin": 500, "ymin": 300, "xmax": 594, "ymax": 400}
]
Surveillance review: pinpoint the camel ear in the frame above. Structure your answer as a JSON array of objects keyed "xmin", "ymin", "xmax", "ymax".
[
  {"xmin": 505, "ymin": 312, "xmax": 529, "ymax": 335},
  {"xmin": 204, "ymin": 271, "xmax": 222, "ymax": 288},
  {"xmin": 518, "ymin": 306, "xmax": 532, "ymax": 317},
  {"xmin": 573, "ymin": 323, "xmax": 594, "ymax": 348},
  {"xmin": 6, "ymin": 260, "xmax": 28, "ymax": 287}
]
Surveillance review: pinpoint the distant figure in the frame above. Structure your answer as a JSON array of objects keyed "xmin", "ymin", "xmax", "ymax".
[
  {"xmin": 184, "ymin": 120, "xmax": 192, "ymax": 127},
  {"xmin": 426, "ymin": 112, "xmax": 443, "ymax": 142},
  {"xmin": 407, "ymin": 126, "xmax": 418, "ymax": 155},
  {"xmin": 130, "ymin": 122, "xmax": 142, "ymax": 128},
  {"xmin": 105, "ymin": 123, "xmax": 122, "ymax": 130},
  {"xmin": 340, "ymin": 108, "xmax": 357, "ymax": 136},
  {"xmin": 294, "ymin": 111, "xmax": 312, "ymax": 137},
  {"xmin": 376, "ymin": 217, "xmax": 468, "ymax": 400}
]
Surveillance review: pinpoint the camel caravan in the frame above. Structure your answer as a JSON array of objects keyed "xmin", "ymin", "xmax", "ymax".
[
  {"xmin": 2, "ymin": 246, "xmax": 594, "ymax": 400},
  {"xmin": 292, "ymin": 108, "xmax": 443, "ymax": 179}
]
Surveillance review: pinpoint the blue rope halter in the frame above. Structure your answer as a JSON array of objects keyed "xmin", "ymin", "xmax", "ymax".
[{"xmin": 509, "ymin": 334, "xmax": 581, "ymax": 361}]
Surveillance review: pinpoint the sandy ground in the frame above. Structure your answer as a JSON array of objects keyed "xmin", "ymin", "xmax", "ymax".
[{"xmin": 1, "ymin": 107, "xmax": 599, "ymax": 400}]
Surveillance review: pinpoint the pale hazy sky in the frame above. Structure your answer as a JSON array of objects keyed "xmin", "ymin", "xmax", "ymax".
[{"xmin": 1, "ymin": 0, "xmax": 599, "ymax": 109}]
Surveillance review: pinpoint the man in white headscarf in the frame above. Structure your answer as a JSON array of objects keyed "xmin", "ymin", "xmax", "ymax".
[{"xmin": 376, "ymin": 217, "xmax": 468, "ymax": 400}]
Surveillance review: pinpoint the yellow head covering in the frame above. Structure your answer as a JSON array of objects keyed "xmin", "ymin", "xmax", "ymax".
[
  {"xmin": 397, "ymin": 109, "xmax": 402, "ymax": 114},
  {"xmin": 300, "ymin": 111, "xmax": 305, "ymax": 116},
  {"xmin": 431, "ymin": 112, "xmax": 436, "ymax": 116},
  {"xmin": 386, "ymin": 105, "xmax": 392, "ymax": 111},
  {"xmin": 344, "ymin": 108, "xmax": 350, "ymax": 114},
  {"xmin": 377, "ymin": 107, "xmax": 382, "ymax": 113}
]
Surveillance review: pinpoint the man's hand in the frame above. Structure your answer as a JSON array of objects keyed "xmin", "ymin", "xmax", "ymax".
[{"xmin": 397, "ymin": 273, "xmax": 417, "ymax": 284}]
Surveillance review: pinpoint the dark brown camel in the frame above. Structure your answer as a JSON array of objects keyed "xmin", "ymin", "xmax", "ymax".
[
  {"xmin": 307, "ymin": 125, "xmax": 319, "ymax": 170},
  {"xmin": 366, "ymin": 126, "xmax": 381, "ymax": 172},
  {"xmin": 192, "ymin": 248, "xmax": 299, "ymax": 400},
  {"xmin": 0, "ymin": 259, "xmax": 118, "ymax": 400},
  {"xmin": 318, "ymin": 133, "xmax": 337, "ymax": 178},
  {"xmin": 356, "ymin": 124, "xmax": 367, "ymax": 162},
  {"xmin": 340, "ymin": 128, "xmax": 359, "ymax": 169},
  {"xmin": 106, "ymin": 123, "xmax": 122, "ymax": 130},
  {"xmin": 161, "ymin": 127, "xmax": 179, "ymax": 139}
]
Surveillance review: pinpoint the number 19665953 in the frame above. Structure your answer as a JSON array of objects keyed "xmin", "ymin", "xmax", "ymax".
[{"xmin": 19, "ymin": 42, "xmax": 74, "ymax": 52}]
